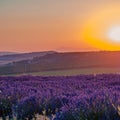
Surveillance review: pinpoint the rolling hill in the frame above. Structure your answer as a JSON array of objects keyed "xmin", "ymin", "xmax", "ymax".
[
  {"xmin": 0, "ymin": 52, "xmax": 18, "ymax": 56},
  {"xmin": 0, "ymin": 51, "xmax": 56, "ymax": 66},
  {"xmin": 0, "ymin": 51, "xmax": 120, "ymax": 75}
]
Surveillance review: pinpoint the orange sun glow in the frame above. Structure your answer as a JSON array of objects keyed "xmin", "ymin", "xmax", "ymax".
[{"xmin": 81, "ymin": 4, "xmax": 120, "ymax": 51}]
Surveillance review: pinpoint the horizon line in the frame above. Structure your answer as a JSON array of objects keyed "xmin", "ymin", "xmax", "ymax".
[{"xmin": 0, "ymin": 50, "xmax": 120, "ymax": 54}]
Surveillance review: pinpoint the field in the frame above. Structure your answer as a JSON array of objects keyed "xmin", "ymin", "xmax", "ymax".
[
  {"xmin": 30, "ymin": 68, "xmax": 120, "ymax": 76},
  {"xmin": 0, "ymin": 74, "xmax": 120, "ymax": 120},
  {"xmin": 7, "ymin": 67, "xmax": 120, "ymax": 76}
]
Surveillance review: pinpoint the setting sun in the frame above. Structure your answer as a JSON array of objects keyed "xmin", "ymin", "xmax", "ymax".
[
  {"xmin": 107, "ymin": 26, "xmax": 120, "ymax": 43},
  {"xmin": 81, "ymin": 4, "xmax": 120, "ymax": 51}
]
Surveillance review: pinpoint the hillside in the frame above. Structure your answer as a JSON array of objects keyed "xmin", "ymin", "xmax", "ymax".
[
  {"xmin": 0, "ymin": 52, "xmax": 18, "ymax": 56},
  {"xmin": 1, "ymin": 51, "xmax": 120, "ymax": 75},
  {"xmin": 0, "ymin": 51, "xmax": 56, "ymax": 66}
]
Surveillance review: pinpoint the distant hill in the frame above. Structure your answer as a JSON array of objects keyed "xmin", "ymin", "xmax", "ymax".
[
  {"xmin": 0, "ymin": 52, "xmax": 18, "ymax": 56},
  {"xmin": 1, "ymin": 51, "xmax": 120, "ymax": 75},
  {"xmin": 0, "ymin": 51, "xmax": 56, "ymax": 66}
]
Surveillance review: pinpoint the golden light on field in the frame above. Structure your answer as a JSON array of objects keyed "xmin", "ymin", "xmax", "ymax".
[{"xmin": 81, "ymin": 4, "xmax": 120, "ymax": 51}]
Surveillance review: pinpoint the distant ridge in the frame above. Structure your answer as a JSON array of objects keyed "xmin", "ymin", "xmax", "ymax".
[
  {"xmin": 0, "ymin": 51, "xmax": 56, "ymax": 66},
  {"xmin": 0, "ymin": 52, "xmax": 18, "ymax": 56},
  {"xmin": 0, "ymin": 51, "xmax": 120, "ymax": 75}
]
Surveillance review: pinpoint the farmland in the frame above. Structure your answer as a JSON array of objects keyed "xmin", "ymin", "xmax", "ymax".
[
  {"xmin": 6, "ymin": 67, "xmax": 120, "ymax": 77},
  {"xmin": 0, "ymin": 74, "xmax": 119, "ymax": 120}
]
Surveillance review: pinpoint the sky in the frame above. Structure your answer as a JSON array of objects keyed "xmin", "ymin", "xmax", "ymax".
[{"xmin": 0, "ymin": 0, "xmax": 120, "ymax": 52}]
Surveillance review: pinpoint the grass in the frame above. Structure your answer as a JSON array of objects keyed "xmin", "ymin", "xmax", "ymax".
[{"xmin": 4, "ymin": 67, "xmax": 120, "ymax": 76}]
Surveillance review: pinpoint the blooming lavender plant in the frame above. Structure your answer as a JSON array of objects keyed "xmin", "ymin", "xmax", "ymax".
[{"xmin": 0, "ymin": 74, "xmax": 119, "ymax": 120}]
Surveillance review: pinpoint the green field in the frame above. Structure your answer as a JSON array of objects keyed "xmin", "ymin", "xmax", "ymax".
[{"xmin": 5, "ymin": 67, "xmax": 120, "ymax": 76}]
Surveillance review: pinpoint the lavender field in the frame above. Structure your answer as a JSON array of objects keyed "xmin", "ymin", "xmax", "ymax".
[{"xmin": 0, "ymin": 74, "xmax": 120, "ymax": 120}]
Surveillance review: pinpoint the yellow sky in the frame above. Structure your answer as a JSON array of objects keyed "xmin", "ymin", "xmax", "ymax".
[
  {"xmin": 0, "ymin": 0, "xmax": 120, "ymax": 52},
  {"xmin": 81, "ymin": 3, "xmax": 120, "ymax": 51}
]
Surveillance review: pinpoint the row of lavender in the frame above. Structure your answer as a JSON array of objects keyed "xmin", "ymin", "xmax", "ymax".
[{"xmin": 0, "ymin": 74, "xmax": 120, "ymax": 120}]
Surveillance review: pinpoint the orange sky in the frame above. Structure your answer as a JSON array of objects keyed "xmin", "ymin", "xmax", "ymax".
[{"xmin": 0, "ymin": 0, "xmax": 120, "ymax": 52}]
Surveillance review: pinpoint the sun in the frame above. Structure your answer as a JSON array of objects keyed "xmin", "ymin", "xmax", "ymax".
[
  {"xmin": 81, "ymin": 4, "xmax": 120, "ymax": 51},
  {"xmin": 107, "ymin": 26, "xmax": 120, "ymax": 43}
]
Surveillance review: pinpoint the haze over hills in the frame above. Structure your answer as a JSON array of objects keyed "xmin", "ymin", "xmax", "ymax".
[
  {"xmin": 0, "ymin": 51, "xmax": 120, "ymax": 75},
  {"xmin": 0, "ymin": 52, "xmax": 18, "ymax": 56},
  {"xmin": 0, "ymin": 51, "xmax": 56, "ymax": 66}
]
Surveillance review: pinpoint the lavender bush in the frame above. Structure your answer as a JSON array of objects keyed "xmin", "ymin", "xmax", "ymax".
[{"xmin": 0, "ymin": 74, "xmax": 119, "ymax": 120}]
